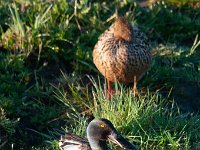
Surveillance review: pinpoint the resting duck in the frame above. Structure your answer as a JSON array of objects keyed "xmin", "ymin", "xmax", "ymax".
[
  {"xmin": 93, "ymin": 16, "xmax": 152, "ymax": 99},
  {"xmin": 59, "ymin": 118, "xmax": 137, "ymax": 150}
]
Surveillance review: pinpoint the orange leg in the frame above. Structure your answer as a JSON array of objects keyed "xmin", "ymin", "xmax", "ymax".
[
  {"xmin": 131, "ymin": 76, "xmax": 138, "ymax": 97},
  {"xmin": 106, "ymin": 80, "xmax": 115, "ymax": 100}
]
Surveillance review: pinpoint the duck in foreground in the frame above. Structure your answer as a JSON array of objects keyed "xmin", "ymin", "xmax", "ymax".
[
  {"xmin": 93, "ymin": 16, "xmax": 152, "ymax": 99},
  {"xmin": 59, "ymin": 118, "xmax": 137, "ymax": 150}
]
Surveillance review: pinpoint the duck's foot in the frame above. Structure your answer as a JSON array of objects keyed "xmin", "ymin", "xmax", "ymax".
[
  {"xmin": 106, "ymin": 89, "xmax": 115, "ymax": 100},
  {"xmin": 106, "ymin": 80, "xmax": 115, "ymax": 100},
  {"xmin": 131, "ymin": 88, "xmax": 139, "ymax": 97},
  {"xmin": 131, "ymin": 76, "xmax": 138, "ymax": 97},
  {"xmin": 106, "ymin": 89, "xmax": 122, "ymax": 100}
]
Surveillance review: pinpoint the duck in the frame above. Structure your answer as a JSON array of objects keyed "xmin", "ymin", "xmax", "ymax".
[
  {"xmin": 59, "ymin": 118, "xmax": 137, "ymax": 150},
  {"xmin": 93, "ymin": 16, "xmax": 152, "ymax": 99}
]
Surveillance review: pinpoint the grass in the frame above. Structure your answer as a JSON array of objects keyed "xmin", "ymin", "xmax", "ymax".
[
  {"xmin": 92, "ymin": 86, "xmax": 199, "ymax": 149},
  {"xmin": 58, "ymin": 77, "xmax": 200, "ymax": 150},
  {"xmin": 0, "ymin": 0, "xmax": 200, "ymax": 149}
]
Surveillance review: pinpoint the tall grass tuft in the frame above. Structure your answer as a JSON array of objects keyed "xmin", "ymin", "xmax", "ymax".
[{"xmin": 86, "ymin": 77, "xmax": 200, "ymax": 149}]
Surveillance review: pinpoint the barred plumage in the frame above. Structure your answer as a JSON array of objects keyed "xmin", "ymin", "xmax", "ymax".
[{"xmin": 93, "ymin": 17, "xmax": 152, "ymax": 98}]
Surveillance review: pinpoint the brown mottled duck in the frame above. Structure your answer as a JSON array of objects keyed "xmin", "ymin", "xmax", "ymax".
[
  {"xmin": 93, "ymin": 16, "xmax": 152, "ymax": 99},
  {"xmin": 59, "ymin": 118, "xmax": 137, "ymax": 150}
]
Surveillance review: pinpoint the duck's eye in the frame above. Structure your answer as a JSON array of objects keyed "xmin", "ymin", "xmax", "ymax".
[{"xmin": 100, "ymin": 123, "xmax": 105, "ymax": 128}]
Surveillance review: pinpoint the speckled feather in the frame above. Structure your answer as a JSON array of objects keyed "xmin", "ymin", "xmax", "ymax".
[{"xmin": 93, "ymin": 17, "xmax": 152, "ymax": 83}]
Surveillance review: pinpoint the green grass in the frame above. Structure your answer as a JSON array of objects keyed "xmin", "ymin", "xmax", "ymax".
[
  {"xmin": 0, "ymin": 0, "xmax": 200, "ymax": 149},
  {"xmin": 92, "ymin": 82, "xmax": 200, "ymax": 149},
  {"xmin": 57, "ymin": 77, "xmax": 200, "ymax": 149}
]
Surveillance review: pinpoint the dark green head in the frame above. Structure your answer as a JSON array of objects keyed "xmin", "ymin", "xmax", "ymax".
[{"xmin": 87, "ymin": 118, "xmax": 137, "ymax": 150}]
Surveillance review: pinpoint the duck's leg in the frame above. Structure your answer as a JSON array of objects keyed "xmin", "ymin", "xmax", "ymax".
[
  {"xmin": 107, "ymin": 80, "xmax": 115, "ymax": 100},
  {"xmin": 131, "ymin": 76, "xmax": 138, "ymax": 96}
]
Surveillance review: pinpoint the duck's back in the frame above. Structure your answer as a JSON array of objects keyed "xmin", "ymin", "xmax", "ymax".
[
  {"xmin": 93, "ymin": 22, "xmax": 152, "ymax": 83},
  {"xmin": 59, "ymin": 133, "xmax": 91, "ymax": 150}
]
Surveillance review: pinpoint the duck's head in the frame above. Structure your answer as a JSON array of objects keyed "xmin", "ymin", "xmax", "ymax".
[
  {"xmin": 113, "ymin": 16, "xmax": 133, "ymax": 42},
  {"xmin": 87, "ymin": 118, "xmax": 137, "ymax": 150}
]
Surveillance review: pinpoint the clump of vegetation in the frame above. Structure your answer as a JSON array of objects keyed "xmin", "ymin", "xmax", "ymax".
[
  {"xmin": 0, "ymin": 0, "xmax": 199, "ymax": 149},
  {"xmin": 0, "ymin": 108, "xmax": 18, "ymax": 148}
]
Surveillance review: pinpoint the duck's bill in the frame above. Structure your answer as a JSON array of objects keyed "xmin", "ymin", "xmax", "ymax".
[{"xmin": 108, "ymin": 132, "xmax": 137, "ymax": 150}]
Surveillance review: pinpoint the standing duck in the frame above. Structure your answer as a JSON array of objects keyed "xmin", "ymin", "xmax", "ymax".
[
  {"xmin": 59, "ymin": 118, "xmax": 137, "ymax": 150},
  {"xmin": 93, "ymin": 16, "xmax": 152, "ymax": 99}
]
